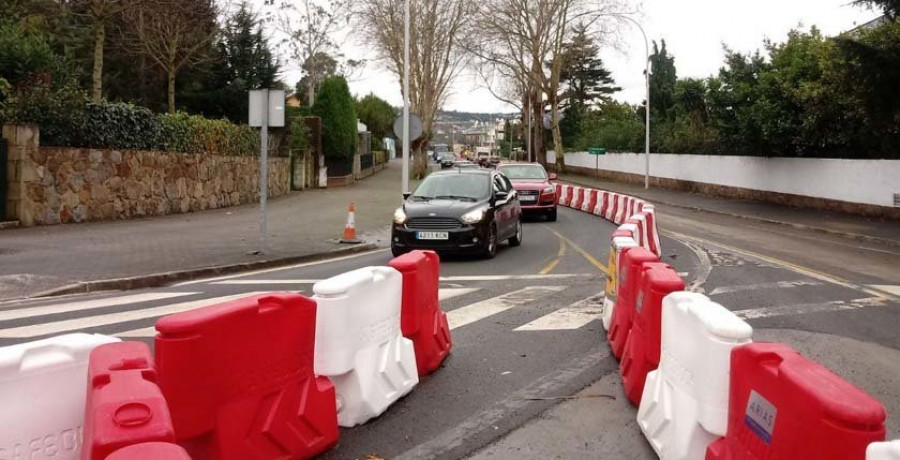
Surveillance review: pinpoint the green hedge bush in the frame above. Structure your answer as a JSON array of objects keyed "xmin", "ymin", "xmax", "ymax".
[
  {"xmin": 1, "ymin": 93, "xmax": 267, "ymax": 156},
  {"xmin": 312, "ymin": 76, "xmax": 357, "ymax": 160}
]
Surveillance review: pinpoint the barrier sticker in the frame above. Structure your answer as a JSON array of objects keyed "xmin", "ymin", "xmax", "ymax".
[
  {"xmin": 745, "ymin": 390, "xmax": 777, "ymax": 444},
  {"xmin": 635, "ymin": 292, "xmax": 644, "ymax": 313}
]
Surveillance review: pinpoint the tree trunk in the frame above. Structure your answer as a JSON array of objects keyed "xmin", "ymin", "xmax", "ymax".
[
  {"xmin": 550, "ymin": 92, "xmax": 566, "ymax": 174},
  {"xmin": 91, "ymin": 22, "xmax": 105, "ymax": 103},
  {"xmin": 307, "ymin": 79, "xmax": 315, "ymax": 107},
  {"xmin": 531, "ymin": 93, "xmax": 546, "ymax": 165},
  {"xmin": 167, "ymin": 67, "xmax": 176, "ymax": 114}
]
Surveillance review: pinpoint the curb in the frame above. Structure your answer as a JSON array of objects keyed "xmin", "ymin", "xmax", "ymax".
[
  {"xmin": 31, "ymin": 243, "xmax": 381, "ymax": 298},
  {"xmin": 559, "ymin": 177, "xmax": 900, "ymax": 250}
]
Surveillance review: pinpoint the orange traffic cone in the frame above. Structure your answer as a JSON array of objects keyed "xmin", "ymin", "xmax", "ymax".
[{"xmin": 340, "ymin": 202, "xmax": 362, "ymax": 244}]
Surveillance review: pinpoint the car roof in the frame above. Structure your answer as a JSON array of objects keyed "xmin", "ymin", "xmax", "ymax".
[{"xmin": 431, "ymin": 168, "xmax": 492, "ymax": 176}]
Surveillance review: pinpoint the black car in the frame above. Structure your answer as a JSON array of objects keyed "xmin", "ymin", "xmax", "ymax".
[
  {"xmin": 392, "ymin": 169, "xmax": 523, "ymax": 259},
  {"xmin": 437, "ymin": 152, "xmax": 457, "ymax": 169}
]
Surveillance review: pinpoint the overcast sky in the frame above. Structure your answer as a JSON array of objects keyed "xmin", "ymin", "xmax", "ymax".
[{"xmin": 268, "ymin": 0, "xmax": 880, "ymax": 113}]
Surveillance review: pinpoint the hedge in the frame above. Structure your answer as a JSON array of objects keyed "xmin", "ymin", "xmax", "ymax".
[{"xmin": 1, "ymin": 93, "xmax": 268, "ymax": 157}]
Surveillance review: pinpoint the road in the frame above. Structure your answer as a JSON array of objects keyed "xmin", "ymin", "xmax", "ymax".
[{"xmin": 1, "ymin": 203, "xmax": 899, "ymax": 458}]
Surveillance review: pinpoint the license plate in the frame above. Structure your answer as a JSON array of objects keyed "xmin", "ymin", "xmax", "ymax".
[
  {"xmin": 520, "ymin": 195, "xmax": 538, "ymax": 203},
  {"xmin": 417, "ymin": 231, "xmax": 449, "ymax": 240}
]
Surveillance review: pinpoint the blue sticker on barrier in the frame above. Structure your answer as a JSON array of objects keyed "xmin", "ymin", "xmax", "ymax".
[{"xmin": 744, "ymin": 390, "xmax": 777, "ymax": 444}]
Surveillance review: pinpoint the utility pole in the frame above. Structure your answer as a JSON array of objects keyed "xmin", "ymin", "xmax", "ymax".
[
  {"xmin": 402, "ymin": 0, "xmax": 411, "ymax": 195},
  {"xmin": 615, "ymin": 14, "xmax": 651, "ymax": 189},
  {"xmin": 526, "ymin": 95, "xmax": 532, "ymax": 163}
]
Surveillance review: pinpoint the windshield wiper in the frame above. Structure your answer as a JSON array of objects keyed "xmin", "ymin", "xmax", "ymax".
[
  {"xmin": 434, "ymin": 195, "xmax": 477, "ymax": 202},
  {"xmin": 411, "ymin": 195, "xmax": 432, "ymax": 201}
]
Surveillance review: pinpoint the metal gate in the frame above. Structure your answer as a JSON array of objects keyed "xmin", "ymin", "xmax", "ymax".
[{"xmin": 0, "ymin": 139, "xmax": 7, "ymax": 220}]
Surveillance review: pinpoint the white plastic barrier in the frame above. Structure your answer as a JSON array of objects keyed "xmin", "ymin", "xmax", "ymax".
[
  {"xmin": 313, "ymin": 266, "xmax": 419, "ymax": 427},
  {"xmin": 603, "ymin": 193, "xmax": 618, "ymax": 220},
  {"xmin": 637, "ymin": 292, "xmax": 753, "ymax": 460},
  {"xmin": 614, "ymin": 194, "xmax": 629, "ymax": 224},
  {"xmin": 0, "ymin": 333, "xmax": 120, "ymax": 460},
  {"xmin": 869, "ymin": 441, "xmax": 900, "ymax": 459},
  {"xmin": 632, "ymin": 212, "xmax": 650, "ymax": 250},
  {"xmin": 570, "ymin": 186, "xmax": 583, "ymax": 209},
  {"xmin": 592, "ymin": 191, "xmax": 607, "ymax": 216},
  {"xmin": 602, "ymin": 236, "xmax": 639, "ymax": 330},
  {"xmin": 559, "ymin": 185, "xmax": 571, "ymax": 207},
  {"xmin": 582, "ymin": 189, "xmax": 597, "ymax": 213}
]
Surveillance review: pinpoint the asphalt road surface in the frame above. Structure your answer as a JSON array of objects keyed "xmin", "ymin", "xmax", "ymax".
[{"xmin": 1, "ymin": 204, "xmax": 898, "ymax": 458}]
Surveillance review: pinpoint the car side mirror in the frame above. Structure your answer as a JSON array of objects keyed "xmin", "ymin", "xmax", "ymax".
[
  {"xmin": 549, "ymin": 173, "xmax": 558, "ymax": 181},
  {"xmin": 494, "ymin": 191, "xmax": 509, "ymax": 202},
  {"xmin": 403, "ymin": 192, "xmax": 412, "ymax": 200}
]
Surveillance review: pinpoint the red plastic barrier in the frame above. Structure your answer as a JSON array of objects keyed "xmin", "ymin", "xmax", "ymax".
[
  {"xmin": 607, "ymin": 247, "xmax": 659, "ymax": 359},
  {"xmin": 155, "ymin": 293, "xmax": 339, "ymax": 460},
  {"xmin": 389, "ymin": 250, "xmax": 452, "ymax": 376},
  {"xmin": 620, "ymin": 263, "xmax": 684, "ymax": 406},
  {"xmin": 83, "ymin": 341, "xmax": 175, "ymax": 460},
  {"xmin": 585, "ymin": 189, "xmax": 599, "ymax": 213},
  {"xmin": 706, "ymin": 343, "xmax": 886, "ymax": 460},
  {"xmin": 106, "ymin": 442, "xmax": 191, "ymax": 460}
]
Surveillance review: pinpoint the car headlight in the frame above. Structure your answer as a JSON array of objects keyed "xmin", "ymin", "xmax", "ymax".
[
  {"xmin": 461, "ymin": 207, "xmax": 487, "ymax": 224},
  {"xmin": 393, "ymin": 207, "xmax": 408, "ymax": 224},
  {"xmin": 543, "ymin": 186, "xmax": 555, "ymax": 193}
]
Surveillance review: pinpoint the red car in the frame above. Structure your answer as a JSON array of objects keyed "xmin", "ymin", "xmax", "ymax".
[{"xmin": 496, "ymin": 163, "xmax": 558, "ymax": 221}]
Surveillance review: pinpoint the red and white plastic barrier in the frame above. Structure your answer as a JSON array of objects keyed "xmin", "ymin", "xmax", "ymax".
[
  {"xmin": 0, "ymin": 333, "xmax": 119, "ymax": 460},
  {"xmin": 706, "ymin": 342, "xmax": 886, "ymax": 459},
  {"xmin": 602, "ymin": 235, "xmax": 639, "ymax": 330},
  {"xmin": 313, "ymin": 266, "xmax": 419, "ymax": 427},
  {"xmin": 155, "ymin": 293, "xmax": 339, "ymax": 459},
  {"xmin": 637, "ymin": 292, "xmax": 753, "ymax": 460}
]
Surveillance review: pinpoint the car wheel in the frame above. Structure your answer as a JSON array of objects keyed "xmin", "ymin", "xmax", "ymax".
[
  {"xmin": 508, "ymin": 219, "xmax": 523, "ymax": 247},
  {"xmin": 391, "ymin": 245, "xmax": 408, "ymax": 257},
  {"xmin": 547, "ymin": 209, "xmax": 557, "ymax": 222},
  {"xmin": 482, "ymin": 225, "xmax": 498, "ymax": 259}
]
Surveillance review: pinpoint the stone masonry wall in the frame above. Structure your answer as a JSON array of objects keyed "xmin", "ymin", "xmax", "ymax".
[{"xmin": 3, "ymin": 124, "xmax": 289, "ymax": 226}]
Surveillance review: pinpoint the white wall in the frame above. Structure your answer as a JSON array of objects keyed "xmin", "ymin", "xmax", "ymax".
[{"xmin": 548, "ymin": 151, "xmax": 900, "ymax": 208}]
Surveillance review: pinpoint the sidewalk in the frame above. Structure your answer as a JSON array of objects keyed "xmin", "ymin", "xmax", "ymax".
[
  {"xmin": 558, "ymin": 173, "xmax": 900, "ymax": 248},
  {"xmin": 0, "ymin": 160, "xmax": 405, "ymax": 301}
]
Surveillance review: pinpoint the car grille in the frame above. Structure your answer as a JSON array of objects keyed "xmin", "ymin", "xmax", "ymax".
[
  {"xmin": 518, "ymin": 190, "xmax": 539, "ymax": 196},
  {"xmin": 406, "ymin": 217, "xmax": 462, "ymax": 230}
]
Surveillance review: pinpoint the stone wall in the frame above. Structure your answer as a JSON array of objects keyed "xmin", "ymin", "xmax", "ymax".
[{"xmin": 3, "ymin": 124, "xmax": 289, "ymax": 226}]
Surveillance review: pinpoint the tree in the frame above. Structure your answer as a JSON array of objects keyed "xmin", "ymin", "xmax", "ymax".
[
  {"xmin": 649, "ymin": 40, "xmax": 677, "ymax": 123},
  {"xmin": 191, "ymin": 2, "xmax": 280, "ymax": 122},
  {"xmin": 312, "ymin": 75, "xmax": 356, "ymax": 162},
  {"xmin": 853, "ymin": 0, "xmax": 900, "ymax": 17},
  {"xmin": 70, "ymin": 0, "xmax": 135, "ymax": 102},
  {"xmin": 296, "ymin": 51, "xmax": 337, "ymax": 106},
  {"xmin": 557, "ymin": 22, "xmax": 620, "ymax": 142},
  {"xmin": 355, "ymin": 93, "xmax": 396, "ymax": 149},
  {"xmin": 357, "ymin": 0, "xmax": 473, "ymax": 178},
  {"xmin": 674, "ymin": 78, "xmax": 707, "ymax": 128},
  {"xmin": 275, "ymin": 0, "xmax": 350, "ymax": 107},
  {"xmin": 121, "ymin": 0, "xmax": 218, "ymax": 113}
]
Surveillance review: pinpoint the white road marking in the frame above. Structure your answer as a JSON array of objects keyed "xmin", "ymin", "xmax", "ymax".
[
  {"xmin": 212, "ymin": 280, "xmax": 320, "ymax": 285},
  {"xmin": 447, "ymin": 286, "xmax": 566, "ymax": 330},
  {"xmin": 709, "ymin": 280, "xmax": 823, "ymax": 296},
  {"xmin": 733, "ymin": 297, "xmax": 885, "ymax": 321},
  {"xmin": 0, "ymin": 292, "xmax": 199, "ymax": 322},
  {"xmin": 869, "ymin": 285, "xmax": 900, "ymax": 297},
  {"xmin": 440, "ymin": 288, "xmax": 479, "ymax": 301},
  {"xmin": 172, "ymin": 249, "xmax": 389, "ymax": 286},
  {"xmin": 514, "ymin": 294, "xmax": 604, "ymax": 331},
  {"xmin": 0, "ymin": 292, "xmax": 270, "ymax": 339}
]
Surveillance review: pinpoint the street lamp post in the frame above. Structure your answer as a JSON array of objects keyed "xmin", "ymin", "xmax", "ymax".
[
  {"xmin": 402, "ymin": 0, "xmax": 411, "ymax": 196},
  {"xmin": 616, "ymin": 15, "xmax": 651, "ymax": 189}
]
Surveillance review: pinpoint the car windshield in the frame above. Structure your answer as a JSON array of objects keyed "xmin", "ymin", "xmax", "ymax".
[
  {"xmin": 412, "ymin": 174, "xmax": 489, "ymax": 201},
  {"xmin": 434, "ymin": 145, "xmax": 450, "ymax": 153},
  {"xmin": 499, "ymin": 165, "xmax": 547, "ymax": 180},
  {"xmin": 438, "ymin": 152, "xmax": 455, "ymax": 161}
]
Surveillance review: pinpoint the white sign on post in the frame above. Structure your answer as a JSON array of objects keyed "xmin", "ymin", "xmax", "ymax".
[{"xmin": 249, "ymin": 89, "xmax": 285, "ymax": 254}]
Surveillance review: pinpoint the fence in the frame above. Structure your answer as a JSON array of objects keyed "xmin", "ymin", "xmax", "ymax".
[{"xmin": 0, "ymin": 138, "xmax": 6, "ymax": 220}]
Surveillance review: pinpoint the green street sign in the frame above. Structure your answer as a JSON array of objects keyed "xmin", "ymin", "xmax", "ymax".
[{"xmin": 588, "ymin": 147, "xmax": 607, "ymax": 155}]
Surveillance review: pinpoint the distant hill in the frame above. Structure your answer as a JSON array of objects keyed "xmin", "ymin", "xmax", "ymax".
[{"xmin": 436, "ymin": 110, "xmax": 518, "ymax": 123}]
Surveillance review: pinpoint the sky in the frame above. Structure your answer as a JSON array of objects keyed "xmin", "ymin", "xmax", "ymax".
[{"xmin": 267, "ymin": 0, "xmax": 881, "ymax": 113}]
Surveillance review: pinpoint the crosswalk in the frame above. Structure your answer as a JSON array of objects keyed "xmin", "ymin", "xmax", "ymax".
[{"xmin": 0, "ymin": 284, "xmax": 608, "ymax": 342}]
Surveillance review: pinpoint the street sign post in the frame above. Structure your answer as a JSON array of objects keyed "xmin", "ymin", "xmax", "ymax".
[
  {"xmin": 588, "ymin": 147, "xmax": 606, "ymax": 179},
  {"xmin": 249, "ymin": 89, "xmax": 285, "ymax": 253}
]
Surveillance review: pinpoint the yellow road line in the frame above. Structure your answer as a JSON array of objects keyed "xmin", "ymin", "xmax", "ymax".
[
  {"xmin": 547, "ymin": 228, "xmax": 609, "ymax": 274},
  {"xmin": 539, "ymin": 232, "xmax": 567, "ymax": 274}
]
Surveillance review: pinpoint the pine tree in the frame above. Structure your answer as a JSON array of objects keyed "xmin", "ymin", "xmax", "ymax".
[{"xmin": 557, "ymin": 23, "xmax": 620, "ymax": 141}]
